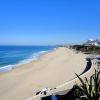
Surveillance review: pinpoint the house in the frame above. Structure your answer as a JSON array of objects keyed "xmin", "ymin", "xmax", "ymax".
[{"xmin": 84, "ymin": 38, "xmax": 100, "ymax": 46}]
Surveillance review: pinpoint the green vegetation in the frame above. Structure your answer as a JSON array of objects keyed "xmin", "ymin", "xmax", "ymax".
[
  {"xmin": 75, "ymin": 69, "xmax": 100, "ymax": 100},
  {"xmin": 72, "ymin": 45, "xmax": 100, "ymax": 54},
  {"xmin": 48, "ymin": 69, "xmax": 100, "ymax": 100},
  {"xmin": 94, "ymin": 47, "xmax": 100, "ymax": 54}
]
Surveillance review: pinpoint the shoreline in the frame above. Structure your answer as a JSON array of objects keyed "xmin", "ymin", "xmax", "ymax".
[
  {"xmin": 0, "ymin": 47, "xmax": 57, "ymax": 73},
  {"xmin": 0, "ymin": 47, "xmax": 87, "ymax": 100}
]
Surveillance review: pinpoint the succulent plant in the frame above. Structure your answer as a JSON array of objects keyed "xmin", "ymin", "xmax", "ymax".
[{"xmin": 75, "ymin": 69, "xmax": 100, "ymax": 100}]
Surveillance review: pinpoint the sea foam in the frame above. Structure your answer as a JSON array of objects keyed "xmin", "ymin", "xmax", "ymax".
[{"xmin": 0, "ymin": 50, "xmax": 51, "ymax": 73}]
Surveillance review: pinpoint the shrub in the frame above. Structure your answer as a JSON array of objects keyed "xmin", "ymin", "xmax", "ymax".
[{"xmin": 75, "ymin": 69, "xmax": 100, "ymax": 100}]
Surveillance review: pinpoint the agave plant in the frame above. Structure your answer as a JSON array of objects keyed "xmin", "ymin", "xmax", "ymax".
[{"xmin": 75, "ymin": 69, "xmax": 100, "ymax": 100}]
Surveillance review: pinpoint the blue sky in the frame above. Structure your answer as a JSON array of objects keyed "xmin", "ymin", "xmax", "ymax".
[{"xmin": 0, "ymin": 0, "xmax": 100, "ymax": 45}]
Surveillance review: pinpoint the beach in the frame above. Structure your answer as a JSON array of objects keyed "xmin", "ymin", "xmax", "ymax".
[{"xmin": 0, "ymin": 47, "xmax": 87, "ymax": 100}]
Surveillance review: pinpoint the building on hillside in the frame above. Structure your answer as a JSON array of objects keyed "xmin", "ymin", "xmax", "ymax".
[{"xmin": 83, "ymin": 38, "xmax": 100, "ymax": 46}]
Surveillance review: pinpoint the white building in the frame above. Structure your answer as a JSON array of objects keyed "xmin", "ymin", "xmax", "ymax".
[{"xmin": 84, "ymin": 38, "xmax": 100, "ymax": 46}]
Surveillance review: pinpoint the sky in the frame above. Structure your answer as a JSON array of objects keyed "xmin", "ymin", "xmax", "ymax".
[{"xmin": 0, "ymin": 0, "xmax": 100, "ymax": 45}]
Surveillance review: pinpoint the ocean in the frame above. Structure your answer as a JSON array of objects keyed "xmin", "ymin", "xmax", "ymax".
[{"xmin": 0, "ymin": 45, "xmax": 56, "ymax": 72}]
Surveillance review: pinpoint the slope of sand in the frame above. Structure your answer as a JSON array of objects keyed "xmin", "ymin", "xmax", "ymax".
[{"xmin": 0, "ymin": 47, "xmax": 87, "ymax": 100}]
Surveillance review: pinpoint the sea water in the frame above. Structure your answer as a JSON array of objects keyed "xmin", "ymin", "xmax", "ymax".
[{"xmin": 0, "ymin": 45, "xmax": 56, "ymax": 72}]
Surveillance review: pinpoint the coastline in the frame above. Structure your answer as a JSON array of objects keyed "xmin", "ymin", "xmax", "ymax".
[
  {"xmin": 0, "ymin": 47, "xmax": 56, "ymax": 73},
  {"xmin": 0, "ymin": 47, "xmax": 87, "ymax": 100}
]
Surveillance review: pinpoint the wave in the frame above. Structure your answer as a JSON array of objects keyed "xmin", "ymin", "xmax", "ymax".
[{"xmin": 0, "ymin": 50, "xmax": 51, "ymax": 73}]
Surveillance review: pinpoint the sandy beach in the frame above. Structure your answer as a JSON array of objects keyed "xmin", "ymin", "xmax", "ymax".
[{"xmin": 0, "ymin": 47, "xmax": 87, "ymax": 100}]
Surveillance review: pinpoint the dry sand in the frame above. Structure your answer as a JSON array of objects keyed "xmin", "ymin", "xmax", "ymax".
[{"xmin": 0, "ymin": 47, "xmax": 87, "ymax": 100}]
